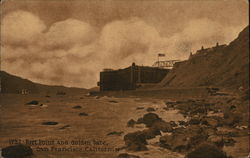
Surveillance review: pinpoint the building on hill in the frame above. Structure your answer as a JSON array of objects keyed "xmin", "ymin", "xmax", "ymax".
[
  {"xmin": 190, "ymin": 43, "xmax": 227, "ymax": 59},
  {"xmin": 196, "ymin": 42, "xmax": 227, "ymax": 54}
]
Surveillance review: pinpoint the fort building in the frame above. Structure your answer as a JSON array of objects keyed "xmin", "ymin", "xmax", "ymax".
[{"xmin": 98, "ymin": 63, "xmax": 170, "ymax": 91}]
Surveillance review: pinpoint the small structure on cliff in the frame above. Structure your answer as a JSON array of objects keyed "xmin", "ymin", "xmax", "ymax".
[
  {"xmin": 98, "ymin": 63, "xmax": 169, "ymax": 91},
  {"xmin": 196, "ymin": 43, "xmax": 226, "ymax": 54}
]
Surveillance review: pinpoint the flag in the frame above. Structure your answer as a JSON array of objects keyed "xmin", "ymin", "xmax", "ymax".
[{"xmin": 158, "ymin": 53, "xmax": 165, "ymax": 57}]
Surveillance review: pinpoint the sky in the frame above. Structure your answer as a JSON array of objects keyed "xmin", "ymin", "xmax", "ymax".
[{"xmin": 1, "ymin": 0, "xmax": 249, "ymax": 88}]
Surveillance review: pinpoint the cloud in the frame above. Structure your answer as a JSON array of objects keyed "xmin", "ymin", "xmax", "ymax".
[
  {"xmin": 42, "ymin": 18, "xmax": 97, "ymax": 50},
  {"xmin": 1, "ymin": 10, "xmax": 247, "ymax": 88},
  {"xmin": 98, "ymin": 18, "xmax": 163, "ymax": 68},
  {"xmin": 1, "ymin": 10, "xmax": 46, "ymax": 46}
]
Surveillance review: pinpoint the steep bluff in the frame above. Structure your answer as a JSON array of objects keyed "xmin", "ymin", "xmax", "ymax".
[{"xmin": 157, "ymin": 26, "xmax": 249, "ymax": 90}]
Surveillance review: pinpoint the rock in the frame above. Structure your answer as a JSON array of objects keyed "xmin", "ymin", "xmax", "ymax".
[
  {"xmin": 124, "ymin": 131, "xmax": 148, "ymax": 151},
  {"xmin": 2, "ymin": 144, "xmax": 33, "ymax": 158},
  {"xmin": 25, "ymin": 100, "xmax": 39, "ymax": 105},
  {"xmin": 79, "ymin": 112, "xmax": 88, "ymax": 116},
  {"xmin": 230, "ymin": 105, "xmax": 236, "ymax": 110},
  {"xmin": 142, "ymin": 128, "xmax": 161, "ymax": 139},
  {"xmin": 109, "ymin": 100, "xmax": 118, "ymax": 103},
  {"xmin": 107, "ymin": 131, "xmax": 123, "ymax": 136},
  {"xmin": 136, "ymin": 107, "xmax": 144, "ymax": 110},
  {"xmin": 202, "ymin": 127, "xmax": 216, "ymax": 136},
  {"xmin": 240, "ymin": 89, "xmax": 249, "ymax": 100},
  {"xmin": 141, "ymin": 113, "xmax": 162, "ymax": 127},
  {"xmin": 222, "ymin": 114, "xmax": 242, "ymax": 126},
  {"xmin": 201, "ymin": 117, "xmax": 219, "ymax": 127},
  {"xmin": 136, "ymin": 117, "xmax": 144, "ymax": 124},
  {"xmin": 127, "ymin": 119, "xmax": 136, "ymax": 127},
  {"xmin": 95, "ymin": 96, "xmax": 101, "ymax": 99},
  {"xmin": 117, "ymin": 153, "xmax": 140, "ymax": 158},
  {"xmin": 160, "ymin": 125, "xmax": 208, "ymax": 153},
  {"xmin": 188, "ymin": 132, "xmax": 208, "ymax": 148},
  {"xmin": 42, "ymin": 121, "xmax": 58, "ymax": 125},
  {"xmin": 40, "ymin": 104, "xmax": 48, "ymax": 108},
  {"xmin": 170, "ymin": 121, "xmax": 178, "ymax": 127},
  {"xmin": 223, "ymin": 137, "xmax": 236, "ymax": 146},
  {"xmin": 174, "ymin": 127, "xmax": 187, "ymax": 134},
  {"xmin": 189, "ymin": 117, "xmax": 200, "ymax": 125},
  {"xmin": 186, "ymin": 125, "xmax": 204, "ymax": 134},
  {"xmin": 72, "ymin": 105, "xmax": 82, "ymax": 109},
  {"xmin": 216, "ymin": 127, "xmax": 239, "ymax": 137},
  {"xmin": 165, "ymin": 101, "xmax": 177, "ymax": 108},
  {"xmin": 146, "ymin": 107, "xmax": 156, "ymax": 112},
  {"xmin": 160, "ymin": 133, "xmax": 190, "ymax": 152},
  {"xmin": 178, "ymin": 121, "xmax": 188, "ymax": 126},
  {"xmin": 185, "ymin": 143, "xmax": 227, "ymax": 158},
  {"xmin": 151, "ymin": 120, "xmax": 173, "ymax": 132},
  {"xmin": 208, "ymin": 135, "xmax": 224, "ymax": 147},
  {"xmin": 59, "ymin": 125, "xmax": 71, "ymax": 130}
]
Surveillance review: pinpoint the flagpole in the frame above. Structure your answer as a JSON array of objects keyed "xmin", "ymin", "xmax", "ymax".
[{"xmin": 158, "ymin": 54, "xmax": 159, "ymax": 67}]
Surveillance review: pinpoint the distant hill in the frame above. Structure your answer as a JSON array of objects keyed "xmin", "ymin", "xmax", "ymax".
[
  {"xmin": 88, "ymin": 86, "xmax": 100, "ymax": 92},
  {"xmin": 157, "ymin": 26, "xmax": 249, "ymax": 90},
  {"xmin": 0, "ymin": 71, "xmax": 87, "ymax": 94}
]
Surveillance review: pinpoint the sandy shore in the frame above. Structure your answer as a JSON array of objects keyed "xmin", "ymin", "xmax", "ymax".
[{"xmin": 0, "ymin": 93, "xmax": 248, "ymax": 158}]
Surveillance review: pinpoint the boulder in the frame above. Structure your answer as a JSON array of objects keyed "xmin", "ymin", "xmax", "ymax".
[
  {"xmin": 42, "ymin": 121, "xmax": 58, "ymax": 125},
  {"xmin": 185, "ymin": 143, "xmax": 227, "ymax": 158},
  {"xmin": 201, "ymin": 117, "xmax": 219, "ymax": 127},
  {"xmin": 127, "ymin": 119, "xmax": 136, "ymax": 127},
  {"xmin": 151, "ymin": 120, "xmax": 173, "ymax": 132},
  {"xmin": 142, "ymin": 128, "xmax": 161, "ymax": 139},
  {"xmin": 146, "ymin": 107, "xmax": 156, "ymax": 112},
  {"xmin": 141, "ymin": 113, "xmax": 162, "ymax": 127},
  {"xmin": 79, "ymin": 112, "xmax": 88, "ymax": 116},
  {"xmin": 25, "ymin": 100, "xmax": 39, "ymax": 105},
  {"xmin": 160, "ymin": 133, "xmax": 190, "ymax": 152},
  {"xmin": 124, "ymin": 131, "xmax": 148, "ymax": 151},
  {"xmin": 109, "ymin": 100, "xmax": 118, "ymax": 103},
  {"xmin": 188, "ymin": 117, "xmax": 200, "ymax": 125},
  {"xmin": 1, "ymin": 144, "xmax": 33, "ymax": 158},
  {"xmin": 178, "ymin": 121, "xmax": 188, "ymax": 126},
  {"xmin": 136, "ymin": 107, "xmax": 144, "ymax": 110},
  {"xmin": 72, "ymin": 105, "xmax": 82, "ymax": 109},
  {"xmin": 208, "ymin": 135, "xmax": 224, "ymax": 147}
]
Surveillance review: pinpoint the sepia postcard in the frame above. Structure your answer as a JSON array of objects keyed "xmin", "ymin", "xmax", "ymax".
[{"xmin": 0, "ymin": 0, "xmax": 249, "ymax": 158}]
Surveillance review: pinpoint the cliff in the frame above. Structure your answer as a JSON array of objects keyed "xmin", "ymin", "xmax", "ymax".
[{"xmin": 157, "ymin": 26, "xmax": 249, "ymax": 90}]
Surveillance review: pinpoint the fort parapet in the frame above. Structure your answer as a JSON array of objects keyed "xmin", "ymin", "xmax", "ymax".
[{"xmin": 98, "ymin": 63, "xmax": 169, "ymax": 91}]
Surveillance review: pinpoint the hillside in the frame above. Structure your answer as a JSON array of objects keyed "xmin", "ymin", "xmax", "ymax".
[
  {"xmin": 0, "ymin": 71, "xmax": 87, "ymax": 94},
  {"xmin": 157, "ymin": 26, "xmax": 249, "ymax": 90}
]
